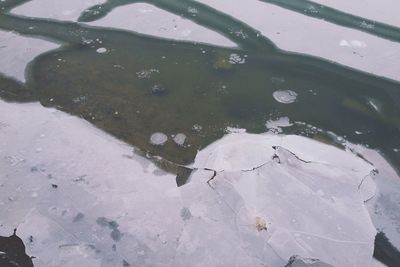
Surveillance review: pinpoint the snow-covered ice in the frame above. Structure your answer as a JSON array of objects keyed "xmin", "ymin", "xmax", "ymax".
[
  {"xmin": 0, "ymin": 100, "xmax": 386, "ymax": 266},
  {"xmin": 11, "ymin": 0, "xmax": 106, "ymax": 22},
  {"xmin": 86, "ymin": 3, "xmax": 236, "ymax": 47},
  {"xmin": 313, "ymin": 0, "xmax": 400, "ymax": 27},
  {"xmin": 0, "ymin": 30, "xmax": 60, "ymax": 82},
  {"xmin": 198, "ymin": 0, "xmax": 400, "ymax": 81}
]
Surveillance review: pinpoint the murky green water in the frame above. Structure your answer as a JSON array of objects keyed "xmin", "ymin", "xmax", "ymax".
[{"xmin": 1, "ymin": 0, "xmax": 399, "ymax": 169}]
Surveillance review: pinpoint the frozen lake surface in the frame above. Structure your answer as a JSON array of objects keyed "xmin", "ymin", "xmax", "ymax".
[{"xmin": 1, "ymin": 0, "xmax": 400, "ymax": 266}]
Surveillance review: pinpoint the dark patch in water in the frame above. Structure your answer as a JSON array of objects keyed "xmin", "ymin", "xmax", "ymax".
[
  {"xmin": 0, "ymin": 229, "xmax": 34, "ymax": 267},
  {"xmin": 176, "ymin": 166, "xmax": 193, "ymax": 187},
  {"xmin": 374, "ymin": 231, "xmax": 400, "ymax": 267}
]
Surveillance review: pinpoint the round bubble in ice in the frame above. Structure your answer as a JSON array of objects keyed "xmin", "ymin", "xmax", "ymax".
[
  {"xmin": 150, "ymin": 133, "xmax": 168, "ymax": 146},
  {"xmin": 272, "ymin": 90, "xmax": 298, "ymax": 104},
  {"xmin": 173, "ymin": 133, "xmax": 186, "ymax": 146}
]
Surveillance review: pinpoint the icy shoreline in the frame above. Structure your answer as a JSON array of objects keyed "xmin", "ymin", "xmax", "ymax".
[{"xmin": 1, "ymin": 99, "xmax": 398, "ymax": 266}]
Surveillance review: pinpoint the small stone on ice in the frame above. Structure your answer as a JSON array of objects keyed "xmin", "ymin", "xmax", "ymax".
[
  {"xmin": 96, "ymin": 47, "xmax": 107, "ymax": 54},
  {"xmin": 173, "ymin": 133, "xmax": 186, "ymax": 146},
  {"xmin": 255, "ymin": 216, "xmax": 267, "ymax": 231},
  {"xmin": 150, "ymin": 133, "xmax": 168, "ymax": 146},
  {"xmin": 272, "ymin": 90, "xmax": 298, "ymax": 104}
]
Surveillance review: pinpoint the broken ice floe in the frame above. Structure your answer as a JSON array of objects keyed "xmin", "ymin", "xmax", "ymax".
[
  {"xmin": 0, "ymin": 100, "xmax": 397, "ymax": 266},
  {"xmin": 149, "ymin": 132, "xmax": 168, "ymax": 146},
  {"xmin": 273, "ymin": 90, "xmax": 298, "ymax": 104}
]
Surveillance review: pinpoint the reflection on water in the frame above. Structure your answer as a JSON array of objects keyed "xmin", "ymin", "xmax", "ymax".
[{"xmin": 0, "ymin": 0, "xmax": 399, "ymax": 168}]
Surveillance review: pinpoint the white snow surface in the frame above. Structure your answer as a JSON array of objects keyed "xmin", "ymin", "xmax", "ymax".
[
  {"xmin": 313, "ymin": 0, "xmax": 400, "ymax": 27},
  {"xmin": 0, "ymin": 30, "xmax": 60, "ymax": 82},
  {"xmin": 197, "ymin": 0, "xmax": 400, "ymax": 81},
  {"xmin": 85, "ymin": 3, "xmax": 235, "ymax": 47},
  {"xmin": 11, "ymin": 0, "xmax": 106, "ymax": 22},
  {"xmin": 0, "ymin": 100, "xmax": 384, "ymax": 266}
]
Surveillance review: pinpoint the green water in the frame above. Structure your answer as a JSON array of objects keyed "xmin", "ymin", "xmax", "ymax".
[{"xmin": 0, "ymin": 0, "xmax": 399, "ymax": 169}]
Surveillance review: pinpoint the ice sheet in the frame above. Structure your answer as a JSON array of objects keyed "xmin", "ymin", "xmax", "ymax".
[
  {"xmin": 197, "ymin": 0, "xmax": 400, "ymax": 81},
  {"xmin": 0, "ymin": 100, "xmax": 382, "ymax": 266}
]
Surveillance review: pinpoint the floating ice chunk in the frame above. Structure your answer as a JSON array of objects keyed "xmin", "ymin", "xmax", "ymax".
[
  {"xmin": 266, "ymin": 117, "xmax": 293, "ymax": 133},
  {"xmin": 150, "ymin": 132, "xmax": 168, "ymax": 146},
  {"xmin": 173, "ymin": 133, "xmax": 186, "ymax": 146},
  {"xmin": 228, "ymin": 53, "xmax": 246, "ymax": 64},
  {"xmin": 96, "ymin": 47, "xmax": 107, "ymax": 54},
  {"xmin": 187, "ymin": 7, "xmax": 198, "ymax": 14},
  {"xmin": 273, "ymin": 90, "xmax": 298, "ymax": 104}
]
